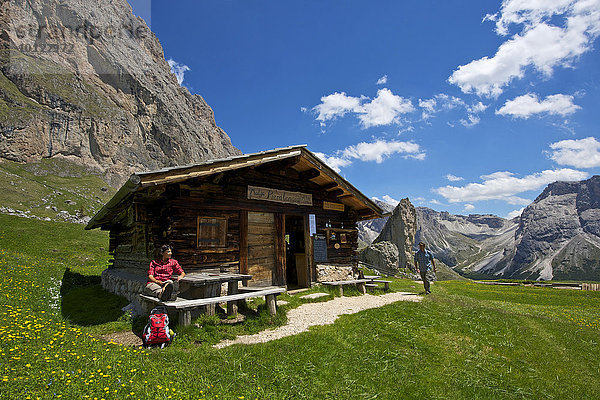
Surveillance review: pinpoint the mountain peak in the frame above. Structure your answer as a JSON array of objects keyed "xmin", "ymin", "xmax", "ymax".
[{"xmin": 0, "ymin": 0, "xmax": 240, "ymax": 186}]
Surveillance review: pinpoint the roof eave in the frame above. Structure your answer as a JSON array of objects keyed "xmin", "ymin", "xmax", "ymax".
[
  {"xmin": 85, "ymin": 175, "xmax": 141, "ymax": 230},
  {"xmin": 299, "ymin": 148, "xmax": 385, "ymax": 219}
]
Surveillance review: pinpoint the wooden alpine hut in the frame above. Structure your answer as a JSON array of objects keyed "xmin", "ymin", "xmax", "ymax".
[{"xmin": 86, "ymin": 145, "xmax": 385, "ymax": 298}]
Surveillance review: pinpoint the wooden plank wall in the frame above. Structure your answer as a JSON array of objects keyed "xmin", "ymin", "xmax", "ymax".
[
  {"xmin": 168, "ymin": 205, "xmax": 241, "ymax": 273},
  {"xmin": 109, "ymin": 204, "xmax": 155, "ymax": 272}
]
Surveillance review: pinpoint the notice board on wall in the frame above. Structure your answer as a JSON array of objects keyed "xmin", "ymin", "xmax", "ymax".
[{"xmin": 313, "ymin": 235, "xmax": 327, "ymax": 262}]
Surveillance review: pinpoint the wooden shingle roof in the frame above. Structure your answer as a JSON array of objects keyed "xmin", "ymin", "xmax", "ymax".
[{"xmin": 86, "ymin": 145, "xmax": 386, "ymax": 229}]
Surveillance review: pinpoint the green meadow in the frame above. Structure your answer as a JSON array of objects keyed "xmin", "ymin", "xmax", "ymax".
[{"xmin": 1, "ymin": 213, "xmax": 599, "ymax": 400}]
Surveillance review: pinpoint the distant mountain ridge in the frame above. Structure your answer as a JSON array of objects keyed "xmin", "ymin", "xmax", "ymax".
[
  {"xmin": 358, "ymin": 175, "xmax": 600, "ymax": 281},
  {"xmin": 414, "ymin": 207, "xmax": 517, "ymax": 272},
  {"xmin": 480, "ymin": 175, "xmax": 600, "ymax": 280},
  {"xmin": 0, "ymin": 0, "xmax": 240, "ymax": 186}
]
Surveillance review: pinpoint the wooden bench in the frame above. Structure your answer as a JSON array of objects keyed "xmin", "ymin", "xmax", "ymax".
[
  {"xmin": 365, "ymin": 283, "xmax": 379, "ymax": 292},
  {"xmin": 372, "ymin": 280, "xmax": 392, "ymax": 290},
  {"xmin": 321, "ymin": 279, "xmax": 372, "ymax": 296},
  {"xmin": 140, "ymin": 287, "xmax": 286, "ymax": 326}
]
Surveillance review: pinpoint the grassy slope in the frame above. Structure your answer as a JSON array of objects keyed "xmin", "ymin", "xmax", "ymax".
[
  {"xmin": 0, "ymin": 158, "xmax": 115, "ymax": 219},
  {"xmin": 1, "ymin": 213, "xmax": 599, "ymax": 399},
  {"xmin": 436, "ymin": 260, "xmax": 469, "ymax": 281}
]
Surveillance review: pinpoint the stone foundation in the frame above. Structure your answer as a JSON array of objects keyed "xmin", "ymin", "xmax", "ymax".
[
  {"xmin": 316, "ymin": 264, "xmax": 356, "ymax": 282},
  {"xmin": 101, "ymin": 268, "xmax": 148, "ymax": 315}
]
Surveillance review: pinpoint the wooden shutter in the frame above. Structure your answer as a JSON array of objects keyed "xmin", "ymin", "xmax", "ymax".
[{"xmin": 197, "ymin": 217, "xmax": 227, "ymax": 248}]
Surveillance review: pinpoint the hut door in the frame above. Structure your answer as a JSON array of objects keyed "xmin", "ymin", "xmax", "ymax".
[
  {"xmin": 284, "ymin": 215, "xmax": 308, "ymax": 288},
  {"xmin": 247, "ymin": 212, "xmax": 276, "ymax": 286}
]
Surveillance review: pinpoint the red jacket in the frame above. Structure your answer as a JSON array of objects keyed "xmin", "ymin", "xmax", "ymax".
[{"xmin": 147, "ymin": 259, "xmax": 184, "ymax": 284}]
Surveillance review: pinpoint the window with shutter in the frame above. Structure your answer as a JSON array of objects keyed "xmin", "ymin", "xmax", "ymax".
[{"xmin": 197, "ymin": 217, "xmax": 227, "ymax": 248}]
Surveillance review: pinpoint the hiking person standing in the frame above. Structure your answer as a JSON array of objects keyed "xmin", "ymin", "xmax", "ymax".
[
  {"xmin": 414, "ymin": 241, "xmax": 436, "ymax": 294},
  {"xmin": 144, "ymin": 244, "xmax": 186, "ymax": 301}
]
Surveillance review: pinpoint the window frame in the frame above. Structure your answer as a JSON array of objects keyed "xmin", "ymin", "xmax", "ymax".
[{"xmin": 196, "ymin": 216, "xmax": 228, "ymax": 248}]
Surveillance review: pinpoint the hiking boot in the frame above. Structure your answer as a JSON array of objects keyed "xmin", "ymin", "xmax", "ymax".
[
  {"xmin": 160, "ymin": 281, "xmax": 174, "ymax": 301},
  {"xmin": 169, "ymin": 280, "xmax": 179, "ymax": 301}
]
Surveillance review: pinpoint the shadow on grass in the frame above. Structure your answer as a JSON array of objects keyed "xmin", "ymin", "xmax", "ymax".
[{"xmin": 61, "ymin": 268, "xmax": 129, "ymax": 326}]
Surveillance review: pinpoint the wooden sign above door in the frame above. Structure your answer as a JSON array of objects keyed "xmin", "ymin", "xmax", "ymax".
[
  {"xmin": 248, "ymin": 185, "xmax": 313, "ymax": 206},
  {"xmin": 323, "ymin": 201, "xmax": 345, "ymax": 212}
]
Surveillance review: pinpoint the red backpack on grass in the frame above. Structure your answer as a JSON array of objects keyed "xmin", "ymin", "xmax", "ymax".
[{"xmin": 142, "ymin": 306, "xmax": 174, "ymax": 348}]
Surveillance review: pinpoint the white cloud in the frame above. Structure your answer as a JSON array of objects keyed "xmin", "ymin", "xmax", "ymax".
[
  {"xmin": 446, "ymin": 174, "xmax": 464, "ymax": 182},
  {"xmin": 433, "ymin": 168, "xmax": 588, "ymax": 205},
  {"xmin": 167, "ymin": 58, "xmax": 191, "ymax": 85},
  {"xmin": 419, "ymin": 98, "xmax": 437, "ymax": 120},
  {"xmin": 467, "ymin": 101, "xmax": 488, "ymax": 114},
  {"xmin": 497, "ymin": 93, "xmax": 580, "ymax": 118},
  {"xmin": 460, "ymin": 114, "xmax": 481, "ymax": 127},
  {"xmin": 419, "ymin": 98, "xmax": 437, "ymax": 112},
  {"xmin": 312, "ymin": 88, "xmax": 414, "ymax": 128},
  {"xmin": 548, "ymin": 137, "xmax": 600, "ymax": 168},
  {"xmin": 376, "ymin": 75, "xmax": 388, "ymax": 85},
  {"xmin": 313, "ymin": 152, "xmax": 352, "ymax": 173},
  {"xmin": 342, "ymin": 139, "xmax": 425, "ymax": 163},
  {"xmin": 313, "ymin": 92, "xmax": 363, "ymax": 125},
  {"xmin": 506, "ymin": 208, "xmax": 524, "ymax": 219},
  {"xmin": 463, "ymin": 204, "xmax": 475, "ymax": 212},
  {"xmin": 358, "ymin": 89, "xmax": 415, "ymax": 128},
  {"xmin": 314, "ymin": 139, "xmax": 425, "ymax": 172},
  {"xmin": 490, "ymin": 0, "xmax": 575, "ymax": 36},
  {"xmin": 449, "ymin": 0, "xmax": 600, "ymax": 97},
  {"xmin": 418, "ymin": 94, "xmax": 487, "ymax": 125},
  {"xmin": 398, "ymin": 125, "xmax": 415, "ymax": 134}
]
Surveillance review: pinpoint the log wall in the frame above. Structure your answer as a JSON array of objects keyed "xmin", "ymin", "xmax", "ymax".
[{"xmin": 108, "ymin": 164, "xmax": 360, "ymax": 283}]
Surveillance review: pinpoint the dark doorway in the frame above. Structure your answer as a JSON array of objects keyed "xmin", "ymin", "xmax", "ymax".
[{"xmin": 285, "ymin": 215, "xmax": 307, "ymax": 288}]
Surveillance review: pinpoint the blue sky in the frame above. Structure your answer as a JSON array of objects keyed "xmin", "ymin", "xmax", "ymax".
[{"xmin": 129, "ymin": 0, "xmax": 600, "ymax": 219}]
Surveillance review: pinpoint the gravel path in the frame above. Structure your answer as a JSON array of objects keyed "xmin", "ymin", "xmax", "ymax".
[{"xmin": 214, "ymin": 292, "xmax": 422, "ymax": 348}]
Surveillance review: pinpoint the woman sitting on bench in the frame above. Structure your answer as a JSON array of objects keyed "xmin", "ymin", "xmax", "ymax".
[{"xmin": 144, "ymin": 244, "xmax": 186, "ymax": 301}]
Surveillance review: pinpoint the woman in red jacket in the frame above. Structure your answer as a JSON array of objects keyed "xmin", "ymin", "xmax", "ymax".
[{"xmin": 144, "ymin": 244, "xmax": 186, "ymax": 301}]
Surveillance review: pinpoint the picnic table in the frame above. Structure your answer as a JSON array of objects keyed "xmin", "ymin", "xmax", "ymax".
[
  {"xmin": 321, "ymin": 275, "xmax": 392, "ymax": 296},
  {"xmin": 139, "ymin": 271, "xmax": 286, "ymax": 325},
  {"xmin": 178, "ymin": 272, "xmax": 252, "ymax": 315}
]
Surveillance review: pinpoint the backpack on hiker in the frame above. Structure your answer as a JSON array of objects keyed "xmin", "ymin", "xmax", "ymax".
[{"xmin": 142, "ymin": 306, "xmax": 175, "ymax": 348}]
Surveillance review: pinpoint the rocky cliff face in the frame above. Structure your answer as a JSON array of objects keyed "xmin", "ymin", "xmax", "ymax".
[
  {"xmin": 0, "ymin": 0, "xmax": 240, "ymax": 186},
  {"xmin": 359, "ymin": 198, "xmax": 416, "ymax": 273},
  {"xmin": 357, "ymin": 199, "xmax": 393, "ymax": 244},
  {"xmin": 494, "ymin": 176, "xmax": 600, "ymax": 280},
  {"xmin": 374, "ymin": 198, "xmax": 417, "ymax": 270}
]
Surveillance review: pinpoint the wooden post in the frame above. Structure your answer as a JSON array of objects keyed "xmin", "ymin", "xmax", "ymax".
[
  {"xmin": 357, "ymin": 282, "xmax": 366, "ymax": 294},
  {"xmin": 179, "ymin": 310, "xmax": 191, "ymax": 326},
  {"xmin": 239, "ymin": 211, "xmax": 248, "ymax": 280},
  {"xmin": 339, "ymin": 285, "xmax": 344, "ymax": 296},
  {"xmin": 205, "ymin": 283, "xmax": 219, "ymax": 316},
  {"xmin": 274, "ymin": 213, "xmax": 286, "ymax": 286},
  {"xmin": 266, "ymin": 294, "xmax": 277, "ymax": 315},
  {"xmin": 304, "ymin": 214, "xmax": 313, "ymax": 287},
  {"xmin": 227, "ymin": 281, "xmax": 238, "ymax": 316}
]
